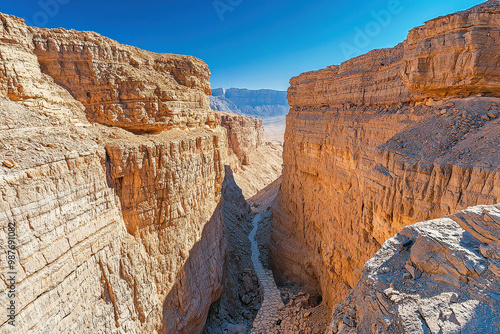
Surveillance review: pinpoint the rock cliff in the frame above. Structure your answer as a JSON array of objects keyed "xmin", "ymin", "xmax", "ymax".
[
  {"xmin": 0, "ymin": 13, "xmax": 259, "ymax": 334},
  {"xmin": 219, "ymin": 112, "xmax": 265, "ymax": 165},
  {"xmin": 328, "ymin": 204, "xmax": 500, "ymax": 333},
  {"xmin": 210, "ymin": 88, "xmax": 289, "ymax": 118},
  {"xmin": 217, "ymin": 111, "xmax": 283, "ymax": 198},
  {"xmin": 272, "ymin": 0, "xmax": 500, "ymax": 312},
  {"xmin": 32, "ymin": 27, "xmax": 216, "ymax": 134}
]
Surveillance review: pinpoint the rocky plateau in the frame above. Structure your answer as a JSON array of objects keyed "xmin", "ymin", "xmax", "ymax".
[{"xmin": 210, "ymin": 88, "xmax": 289, "ymax": 119}]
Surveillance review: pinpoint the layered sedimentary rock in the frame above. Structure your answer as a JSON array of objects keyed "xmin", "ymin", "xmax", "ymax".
[
  {"xmin": 217, "ymin": 112, "xmax": 283, "ymax": 198},
  {"xmin": 328, "ymin": 204, "xmax": 500, "ymax": 333},
  {"xmin": 219, "ymin": 111, "xmax": 265, "ymax": 165},
  {"xmin": 272, "ymin": 0, "xmax": 500, "ymax": 310},
  {"xmin": 31, "ymin": 27, "xmax": 216, "ymax": 134},
  {"xmin": 0, "ymin": 12, "xmax": 253, "ymax": 334},
  {"xmin": 288, "ymin": 0, "xmax": 499, "ymax": 109},
  {"xmin": 403, "ymin": 0, "xmax": 500, "ymax": 96},
  {"xmin": 211, "ymin": 88, "xmax": 289, "ymax": 118}
]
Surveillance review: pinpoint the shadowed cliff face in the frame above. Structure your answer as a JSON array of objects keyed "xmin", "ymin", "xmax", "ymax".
[
  {"xmin": 272, "ymin": 0, "xmax": 500, "ymax": 310},
  {"xmin": 161, "ymin": 167, "xmax": 257, "ymax": 333}
]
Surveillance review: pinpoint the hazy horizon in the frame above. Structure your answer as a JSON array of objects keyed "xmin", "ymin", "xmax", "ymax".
[{"xmin": 1, "ymin": 0, "xmax": 484, "ymax": 90}]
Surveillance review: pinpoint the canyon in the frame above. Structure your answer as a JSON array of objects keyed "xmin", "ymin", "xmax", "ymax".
[
  {"xmin": 0, "ymin": 0, "xmax": 499, "ymax": 333},
  {"xmin": 211, "ymin": 88, "xmax": 288, "ymax": 144}
]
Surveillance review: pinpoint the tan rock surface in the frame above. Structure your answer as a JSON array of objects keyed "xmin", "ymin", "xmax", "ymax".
[
  {"xmin": 31, "ymin": 26, "xmax": 216, "ymax": 134},
  {"xmin": 262, "ymin": 115, "xmax": 287, "ymax": 143},
  {"xmin": 328, "ymin": 204, "xmax": 500, "ymax": 333},
  {"xmin": 0, "ymin": 14, "xmax": 86, "ymax": 121},
  {"xmin": 403, "ymin": 0, "xmax": 500, "ymax": 96},
  {"xmin": 272, "ymin": 0, "xmax": 500, "ymax": 311},
  {"xmin": 233, "ymin": 142, "xmax": 283, "ymax": 199},
  {"xmin": 219, "ymin": 111, "xmax": 265, "ymax": 165},
  {"xmin": 218, "ymin": 111, "xmax": 283, "ymax": 198},
  {"xmin": 0, "ymin": 12, "xmax": 258, "ymax": 334}
]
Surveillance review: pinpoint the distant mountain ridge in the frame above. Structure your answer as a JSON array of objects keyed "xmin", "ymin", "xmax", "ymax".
[{"xmin": 210, "ymin": 88, "xmax": 289, "ymax": 118}]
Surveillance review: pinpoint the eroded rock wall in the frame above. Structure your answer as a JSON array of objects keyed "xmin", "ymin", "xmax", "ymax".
[
  {"xmin": 272, "ymin": 0, "xmax": 500, "ymax": 308},
  {"xmin": 219, "ymin": 111, "xmax": 265, "ymax": 165},
  {"xmin": 288, "ymin": 0, "xmax": 500, "ymax": 110},
  {"xmin": 0, "ymin": 12, "xmax": 249, "ymax": 334}
]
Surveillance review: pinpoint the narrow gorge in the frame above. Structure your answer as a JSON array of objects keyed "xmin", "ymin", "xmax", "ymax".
[{"xmin": 0, "ymin": 1, "xmax": 499, "ymax": 333}]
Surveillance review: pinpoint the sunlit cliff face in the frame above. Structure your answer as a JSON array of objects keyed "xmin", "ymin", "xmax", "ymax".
[{"xmin": 271, "ymin": 0, "xmax": 500, "ymax": 309}]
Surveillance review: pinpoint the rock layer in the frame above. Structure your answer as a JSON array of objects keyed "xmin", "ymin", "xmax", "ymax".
[
  {"xmin": 288, "ymin": 0, "xmax": 500, "ymax": 110},
  {"xmin": 272, "ymin": 0, "xmax": 500, "ymax": 310},
  {"xmin": 32, "ymin": 27, "xmax": 216, "ymax": 134}
]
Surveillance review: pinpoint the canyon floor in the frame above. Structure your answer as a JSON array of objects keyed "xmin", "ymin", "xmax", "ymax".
[
  {"xmin": 203, "ymin": 175, "xmax": 332, "ymax": 334},
  {"xmin": 250, "ymin": 181, "xmax": 332, "ymax": 334}
]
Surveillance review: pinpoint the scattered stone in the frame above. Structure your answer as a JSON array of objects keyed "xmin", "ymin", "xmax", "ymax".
[{"xmin": 2, "ymin": 159, "xmax": 15, "ymax": 168}]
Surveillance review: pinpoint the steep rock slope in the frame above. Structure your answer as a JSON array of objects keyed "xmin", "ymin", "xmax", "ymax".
[
  {"xmin": 0, "ymin": 13, "xmax": 254, "ymax": 334},
  {"xmin": 329, "ymin": 204, "xmax": 500, "ymax": 333},
  {"xmin": 272, "ymin": 0, "xmax": 500, "ymax": 309},
  {"xmin": 210, "ymin": 88, "xmax": 289, "ymax": 118}
]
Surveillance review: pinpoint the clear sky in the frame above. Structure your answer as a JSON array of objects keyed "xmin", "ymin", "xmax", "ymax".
[{"xmin": 1, "ymin": 0, "xmax": 484, "ymax": 90}]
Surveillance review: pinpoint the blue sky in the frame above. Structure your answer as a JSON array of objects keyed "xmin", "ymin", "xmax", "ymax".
[{"xmin": 1, "ymin": 0, "xmax": 484, "ymax": 90}]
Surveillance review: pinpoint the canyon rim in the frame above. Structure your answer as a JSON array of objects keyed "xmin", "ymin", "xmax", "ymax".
[{"xmin": 0, "ymin": 1, "xmax": 499, "ymax": 333}]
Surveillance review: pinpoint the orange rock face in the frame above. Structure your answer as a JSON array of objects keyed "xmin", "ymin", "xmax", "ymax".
[
  {"xmin": 288, "ymin": 1, "xmax": 500, "ymax": 111},
  {"xmin": 403, "ymin": 0, "xmax": 500, "ymax": 96},
  {"xmin": 272, "ymin": 0, "xmax": 500, "ymax": 309}
]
